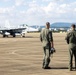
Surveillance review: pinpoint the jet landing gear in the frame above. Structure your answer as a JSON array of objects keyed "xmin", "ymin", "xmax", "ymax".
[
  {"xmin": 3, "ymin": 35, "xmax": 8, "ymax": 38},
  {"xmin": 10, "ymin": 33, "xmax": 16, "ymax": 37},
  {"xmin": 21, "ymin": 33, "xmax": 25, "ymax": 38},
  {"xmin": 13, "ymin": 34, "xmax": 16, "ymax": 37}
]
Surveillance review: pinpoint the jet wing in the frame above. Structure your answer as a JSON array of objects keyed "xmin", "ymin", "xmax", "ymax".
[{"xmin": 0, "ymin": 27, "xmax": 26, "ymax": 31}]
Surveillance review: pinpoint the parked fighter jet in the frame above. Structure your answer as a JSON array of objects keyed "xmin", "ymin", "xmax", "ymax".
[
  {"xmin": 0, "ymin": 20, "xmax": 26, "ymax": 37},
  {"xmin": 26, "ymin": 26, "xmax": 40, "ymax": 32}
]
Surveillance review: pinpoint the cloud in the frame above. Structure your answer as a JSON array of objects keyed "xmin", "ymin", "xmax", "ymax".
[
  {"xmin": 52, "ymin": 0, "xmax": 64, "ymax": 2},
  {"xmin": 15, "ymin": 0, "xmax": 24, "ymax": 6},
  {"xmin": 17, "ymin": 1, "xmax": 76, "ymax": 25},
  {"xmin": 3, "ymin": 0, "xmax": 10, "ymax": 2},
  {"xmin": 0, "ymin": 6, "xmax": 15, "ymax": 14},
  {"xmin": 42, "ymin": 0, "xmax": 64, "ymax": 2},
  {"xmin": 41, "ymin": 1, "xmax": 76, "ymax": 16},
  {"xmin": 0, "ymin": 0, "xmax": 76, "ymax": 25},
  {"xmin": 42, "ymin": 0, "xmax": 50, "ymax": 2},
  {"xmin": 42, "ymin": 2, "xmax": 57, "ymax": 14},
  {"xmin": 0, "ymin": 7, "xmax": 11, "ymax": 14}
]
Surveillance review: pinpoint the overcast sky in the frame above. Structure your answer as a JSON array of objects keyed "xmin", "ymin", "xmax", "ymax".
[{"xmin": 0, "ymin": 0, "xmax": 76, "ymax": 26}]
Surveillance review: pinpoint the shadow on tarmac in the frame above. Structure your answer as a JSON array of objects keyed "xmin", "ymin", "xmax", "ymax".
[
  {"xmin": 50, "ymin": 67, "xmax": 76, "ymax": 71},
  {"xmin": 51, "ymin": 67, "xmax": 68, "ymax": 69}
]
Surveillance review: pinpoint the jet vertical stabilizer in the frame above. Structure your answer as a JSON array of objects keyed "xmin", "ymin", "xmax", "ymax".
[{"xmin": 4, "ymin": 20, "xmax": 11, "ymax": 29}]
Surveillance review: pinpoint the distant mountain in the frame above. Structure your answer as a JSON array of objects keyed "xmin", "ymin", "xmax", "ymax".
[
  {"xmin": 51, "ymin": 22, "xmax": 72, "ymax": 28},
  {"xmin": 30, "ymin": 22, "xmax": 75, "ymax": 29}
]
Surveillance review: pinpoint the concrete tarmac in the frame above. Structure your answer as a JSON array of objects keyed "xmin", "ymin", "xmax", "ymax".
[{"xmin": 0, "ymin": 33, "xmax": 76, "ymax": 75}]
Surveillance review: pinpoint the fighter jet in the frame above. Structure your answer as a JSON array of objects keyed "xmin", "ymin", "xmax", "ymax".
[
  {"xmin": 0, "ymin": 20, "xmax": 26, "ymax": 37},
  {"xmin": 25, "ymin": 25, "xmax": 40, "ymax": 32}
]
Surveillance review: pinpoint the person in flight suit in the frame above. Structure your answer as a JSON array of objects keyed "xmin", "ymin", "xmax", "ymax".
[
  {"xmin": 40, "ymin": 22, "xmax": 54, "ymax": 69},
  {"xmin": 65, "ymin": 24, "xmax": 76, "ymax": 71}
]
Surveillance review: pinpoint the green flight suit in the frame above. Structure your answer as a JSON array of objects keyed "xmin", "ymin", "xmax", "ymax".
[
  {"xmin": 40, "ymin": 28, "xmax": 53, "ymax": 68},
  {"xmin": 65, "ymin": 30, "xmax": 76, "ymax": 70}
]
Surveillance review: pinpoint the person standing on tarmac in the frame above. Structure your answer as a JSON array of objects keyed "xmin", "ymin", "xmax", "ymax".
[
  {"xmin": 65, "ymin": 24, "xmax": 76, "ymax": 71},
  {"xmin": 40, "ymin": 22, "xmax": 54, "ymax": 69}
]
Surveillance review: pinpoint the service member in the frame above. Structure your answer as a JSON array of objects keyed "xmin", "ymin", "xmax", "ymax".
[
  {"xmin": 40, "ymin": 22, "xmax": 54, "ymax": 69},
  {"xmin": 65, "ymin": 24, "xmax": 76, "ymax": 71}
]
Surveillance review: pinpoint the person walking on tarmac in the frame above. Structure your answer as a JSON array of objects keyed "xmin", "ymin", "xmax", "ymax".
[
  {"xmin": 65, "ymin": 24, "xmax": 76, "ymax": 71},
  {"xmin": 40, "ymin": 22, "xmax": 54, "ymax": 69}
]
